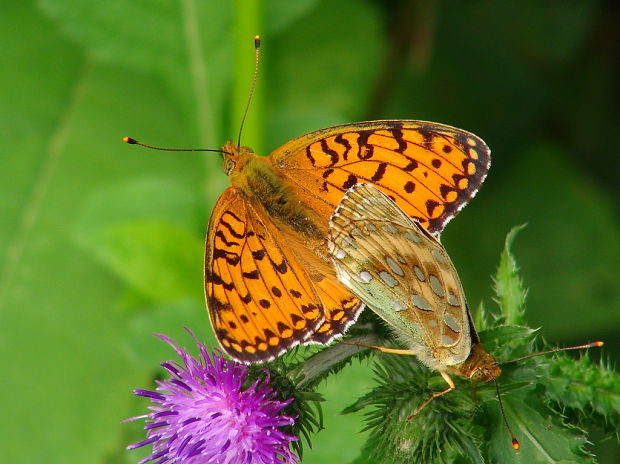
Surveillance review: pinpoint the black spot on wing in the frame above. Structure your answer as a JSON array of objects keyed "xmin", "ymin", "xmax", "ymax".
[
  {"xmin": 371, "ymin": 162, "xmax": 388, "ymax": 182},
  {"xmin": 242, "ymin": 269, "xmax": 260, "ymax": 279}
]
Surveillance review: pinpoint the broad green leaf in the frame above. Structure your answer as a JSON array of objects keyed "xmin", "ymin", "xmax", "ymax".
[
  {"xmin": 444, "ymin": 143, "xmax": 620, "ymax": 339},
  {"xmin": 74, "ymin": 177, "xmax": 201, "ymax": 234},
  {"xmin": 75, "ymin": 177, "xmax": 203, "ymax": 302},
  {"xmin": 486, "ymin": 394, "xmax": 592, "ymax": 464},
  {"xmin": 97, "ymin": 221, "xmax": 203, "ymax": 301},
  {"xmin": 0, "ymin": 4, "xmax": 137, "ymax": 464},
  {"xmin": 265, "ymin": 0, "xmax": 320, "ymax": 35},
  {"xmin": 307, "ymin": 360, "xmax": 375, "ymax": 464},
  {"xmin": 38, "ymin": 0, "xmax": 233, "ymax": 146},
  {"xmin": 266, "ymin": 0, "xmax": 386, "ymax": 147},
  {"xmin": 1, "ymin": 2, "xmax": 209, "ymax": 463},
  {"xmin": 126, "ymin": 300, "xmax": 216, "ymax": 368}
]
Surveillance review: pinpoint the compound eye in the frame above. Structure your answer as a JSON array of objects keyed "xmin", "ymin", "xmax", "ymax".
[{"xmin": 225, "ymin": 159, "xmax": 236, "ymax": 174}]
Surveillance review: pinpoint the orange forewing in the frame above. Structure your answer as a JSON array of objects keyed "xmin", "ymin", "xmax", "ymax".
[
  {"xmin": 274, "ymin": 120, "xmax": 490, "ymax": 235},
  {"xmin": 206, "ymin": 188, "xmax": 362, "ymax": 362}
]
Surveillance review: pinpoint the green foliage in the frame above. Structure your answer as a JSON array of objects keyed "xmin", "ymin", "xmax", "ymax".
[
  {"xmin": 346, "ymin": 229, "xmax": 616, "ymax": 464},
  {"xmin": 493, "ymin": 225, "xmax": 528, "ymax": 325},
  {"xmin": 346, "ymin": 355, "xmax": 482, "ymax": 464},
  {"xmin": 445, "ymin": 144, "xmax": 620, "ymax": 340},
  {"xmin": 288, "ymin": 337, "xmax": 377, "ymax": 391},
  {"xmin": 286, "ymin": 312, "xmax": 389, "ymax": 390},
  {"xmin": 484, "ymin": 394, "xmax": 593, "ymax": 464},
  {"xmin": 546, "ymin": 355, "xmax": 620, "ymax": 440},
  {"xmin": 2, "ymin": 1, "xmax": 619, "ymax": 464},
  {"xmin": 248, "ymin": 361, "xmax": 325, "ymax": 460}
]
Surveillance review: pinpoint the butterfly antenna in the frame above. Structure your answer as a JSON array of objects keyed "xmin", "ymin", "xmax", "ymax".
[
  {"xmin": 490, "ymin": 340, "xmax": 604, "ymax": 451},
  {"xmin": 494, "ymin": 380, "xmax": 520, "ymax": 450},
  {"xmin": 237, "ymin": 35, "xmax": 261, "ymax": 147},
  {"xmin": 499, "ymin": 341, "xmax": 603, "ymax": 365},
  {"xmin": 122, "ymin": 137, "xmax": 229, "ymax": 155}
]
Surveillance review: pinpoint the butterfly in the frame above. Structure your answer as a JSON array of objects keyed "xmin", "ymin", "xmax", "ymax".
[
  {"xmin": 205, "ymin": 121, "xmax": 490, "ymax": 363},
  {"xmin": 328, "ymin": 183, "xmax": 499, "ymax": 414}
]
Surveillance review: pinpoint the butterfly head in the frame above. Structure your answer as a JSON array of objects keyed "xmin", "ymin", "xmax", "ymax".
[
  {"xmin": 469, "ymin": 362, "xmax": 502, "ymax": 383},
  {"xmin": 450, "ymin": 343, "xmax": 501, "ymax": 383},
  {"xmin": 221, "ymin": 141, "xmax": 255, "ymax": 177}
]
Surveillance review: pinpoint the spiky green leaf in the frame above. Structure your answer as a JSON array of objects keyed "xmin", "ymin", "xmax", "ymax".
[{"xmin": 494, "ymin": 225, "xmax": 528, "ymax": 324}]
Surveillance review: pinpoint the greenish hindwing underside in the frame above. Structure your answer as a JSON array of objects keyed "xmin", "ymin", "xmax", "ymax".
[{"xmin": 327, "ymin": 183, "xmax": 472, "ymax": 368}]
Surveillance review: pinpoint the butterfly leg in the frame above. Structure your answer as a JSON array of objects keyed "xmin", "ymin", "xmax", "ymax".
[
  {"xmin": 338, "ymin": 339, "xmax": 415, "ymax": 356},
  {"xmin": 407, "ymin": 371, "xmax": 456, "ymax": 420},
  {"xmin": 470, "ymin": 383, "xmax": 478, "ymax": 404}
]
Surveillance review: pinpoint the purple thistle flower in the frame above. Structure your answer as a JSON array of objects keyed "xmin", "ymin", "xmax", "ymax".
[{"xmin": 127, "ymin": 333, "xmax": 299, "ymax": 464}]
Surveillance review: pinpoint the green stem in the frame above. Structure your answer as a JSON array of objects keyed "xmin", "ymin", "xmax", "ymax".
[
  {"xmin": 232, "ymin": 0, "xmax": 263, "ymax": 153},
  {"xmin": 291, "ymin": 334, "xmax": 381, "ymax": 388}
]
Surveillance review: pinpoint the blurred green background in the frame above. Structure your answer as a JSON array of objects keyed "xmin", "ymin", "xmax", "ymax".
[{"xmin": 1, "ymin": 0, "xmax": 618, "ymax": 462}]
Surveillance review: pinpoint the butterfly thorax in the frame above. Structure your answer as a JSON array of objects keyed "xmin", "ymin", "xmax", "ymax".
[
  {"xmin": 446, "ymin": 343, "xmax": 501, "ymax": 382},
  {"xmin": 221, "ymin": 141, "xmax": 328, "ymax": 258}
]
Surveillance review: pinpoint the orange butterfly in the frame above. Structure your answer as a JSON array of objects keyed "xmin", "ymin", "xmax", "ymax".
[{"xmin": 205, "ymin": 121, "xmax": 490, "ymax": 363}]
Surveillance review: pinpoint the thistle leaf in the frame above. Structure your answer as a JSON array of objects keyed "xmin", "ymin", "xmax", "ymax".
[
  {"xmin": 546, "ymin": 354, "xmax": 620, "ymax": 438},
  {"xmin": 346, "ymin": 354, "xmax": 483, "ymax": 464},
  {"xmin": 485, "ymin": 393, "xmax": 594, "ymax": 464},
  {"xmin": 346, "ymin": 228, "xmax": 616, "ymax": 463},
  {"xmin": 494, "ymin": 225, "xmax": 528, "ymax": 324}
]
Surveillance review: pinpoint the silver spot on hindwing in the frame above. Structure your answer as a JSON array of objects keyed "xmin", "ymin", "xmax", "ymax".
[
  {"xmin": 429, "ymin": 275, "xmax": 445, "ymax": 297},
  {"xmin": 386, "ymin": 256, "xmax": 404, "ymax": 276},
  {"xmin": 413, "ymin": 265, "xmax": 425, "ymax": 282},
  {"xmin": 379, "ymin": 271, "xmax": 398, "ymax": 287},
  {"xmin": 365, "ymin": 223, "xmax": 377, "ymax": 232},
  {"xmin": 447, "ymin": 292, "xmax": 460, "ymax": 306},
  {"xmin": 359, "ymin": 271, "xmax": 373, "ymax": 283},
  {"xmin": 383, "ymin": 224, "xmax": 398, "ymax": 234},
  {"xmin": 442, "ymin": 334, "xmax": 456, "ymax": 345},
  {"xmin": 443, "ymin": 313, "xmax": 461, "ymax": 333},
  {"xmin": 391, "ymin": 299, "xmax": 406, "ymax": 311},
  {"xmin": 333, "ymin": 248, "xmax": 347, "ymax": 260},
  {"xmin": 340, "ymin": 235, "xmax": 354, "ymax": 248},
  {"xmin": 431, "ymin": 249, "xmax": 447, "ymax": 264},
  {"xmin": 405, "ymin": 231, "xmax": 422, "ymax": 243},
  {"xmin": 411, "ymin": 294, "xmax": 432, "ymax": 311}
]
